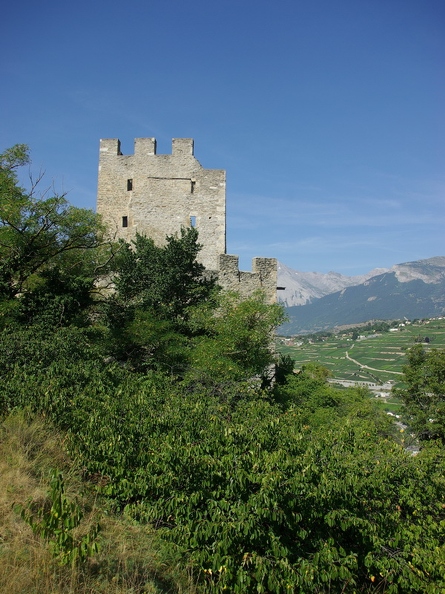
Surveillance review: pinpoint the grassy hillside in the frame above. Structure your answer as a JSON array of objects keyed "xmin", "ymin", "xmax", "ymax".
[{"xmin": 0, "ymin": 410, "xmax": 196, "ymax": 594}]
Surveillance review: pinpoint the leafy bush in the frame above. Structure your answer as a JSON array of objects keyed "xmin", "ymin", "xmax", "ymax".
[{"xmin": 38, "ymin": 371, "xmax": 443, "ymax": 593}]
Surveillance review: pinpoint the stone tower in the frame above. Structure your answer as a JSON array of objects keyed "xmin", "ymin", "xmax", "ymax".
[
  {"xmin": 97, "ymin": 138, "xmax": 226, "ymax": 270},
  {"xmin": 97, "ymin": 137, "xmax": 277, "ymax": 303}
]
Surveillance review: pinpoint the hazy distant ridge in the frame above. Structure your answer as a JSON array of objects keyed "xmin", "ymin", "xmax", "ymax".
[
  {"xmin": 278, "ymin": 257, "xmax": 445, "ymax": 335},
  {"xmin": 277, "ymin": 262, "xmax": 388, "ymax": 307}
]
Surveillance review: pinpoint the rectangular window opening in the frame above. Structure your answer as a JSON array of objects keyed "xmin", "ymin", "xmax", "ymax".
[
  {"xmin": 190, "ymin": 180, "xmax": 196, "ymax": 193},
  {"xmin": 127, "ymin": 179, "xmax": 133, "ymax": 191},
  {"xmin": 122, "ymin": 216, "xmax": 128, "ymax": 228},
  {"xmin": 190, "ymin": 215, "xmax": 196, "ymax": 228}
]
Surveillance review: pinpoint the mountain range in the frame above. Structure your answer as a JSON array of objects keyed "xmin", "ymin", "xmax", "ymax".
[{"xmin": 278, "ymin": 257, "xmax": 445, "ymax": 335}]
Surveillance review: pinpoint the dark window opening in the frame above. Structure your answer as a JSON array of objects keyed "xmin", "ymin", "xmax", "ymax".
[
  {"xmin": 127, "ymin": 179, "xmax": 133, "ymax": 191},
  {"xmin": 190, "ymin": 215, "xmax": 196, "ymax": 228},
  {"xmin": 191, "ymin": 180, "xmax": 195, "ymax": 193},
  {"xmin": 122, "ymin": 216, "xmax": 128, "ymax": 228}
]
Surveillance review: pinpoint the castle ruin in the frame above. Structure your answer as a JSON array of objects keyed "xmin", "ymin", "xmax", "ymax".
[{"xmin": 97, "ymin": 138, "xmax": 277, "ymax": 302}]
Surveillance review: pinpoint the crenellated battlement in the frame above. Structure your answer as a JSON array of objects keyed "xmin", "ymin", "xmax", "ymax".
[
  {"xmin": 99, "ymin": 137, "xmax": 195, "ymax": 158},
  {"xmin": 217, "ymin": 255, "xmax": 277, "ymax": 304}
]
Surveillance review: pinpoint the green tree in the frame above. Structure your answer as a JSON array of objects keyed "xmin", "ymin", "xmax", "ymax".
[
  {"xmin": 112, "ymin": 228, "xmax": 217, "ymax": 322},
  {"xmin": 105, "ymin": 230, "xmax": 285, "ymax": 383},
  {"xmin": 395, "ymin": 344, "xmax": 445, "ymax": 441},
  {"xmin": 104, "ymin": 228, "xmax": 218, "ymax": 372},
  {"xmin": 0, "ymin": 144, "xmax": 107, "ymax": 326},
  {"xmin": 186, "ymin": 290, "xmax": 286, "ymax": 390}
]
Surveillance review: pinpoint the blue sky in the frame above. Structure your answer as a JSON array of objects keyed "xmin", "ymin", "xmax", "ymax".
[{"xmin": 2, "ymin": 0, "xmax": 444, "ymax": 275}]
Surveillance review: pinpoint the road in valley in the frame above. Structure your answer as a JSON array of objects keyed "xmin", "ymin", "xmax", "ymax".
[{"xmin": 345, "ymin": 350, "xmax": 403, "ymax": 375}]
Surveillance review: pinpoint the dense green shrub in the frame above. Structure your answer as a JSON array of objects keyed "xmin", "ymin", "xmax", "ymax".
[
  {"xmin": 65, "ymin": 382, "xmax": 445, "ymax": 593},
  {"xmin": 2, "ymin": 145, "xmax": 445, "ymax": 593}
]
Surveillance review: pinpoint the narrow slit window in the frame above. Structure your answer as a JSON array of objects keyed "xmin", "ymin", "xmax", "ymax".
[
  {"xmin": 190, "ymin": 215, "xmax": 196, "ymax": 228},
  {"xmin": 127, "ymin": 179, "xmax": 133, "ymax": 191},
  {"xmin": 122, "ymin": 216, "xmax": 128, "ymax": 228},
  {"xmin": 190, "ymin": 180, "xmax": 196, "ymax": 193}
]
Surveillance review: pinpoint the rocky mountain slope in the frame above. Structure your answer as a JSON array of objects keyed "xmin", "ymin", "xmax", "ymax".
[
  {"xmin": 278, "ymin": 257, "xmax": 445, "ymax": 335},
  {"xmin": 277, "ymin": 262, "xmax": 387, "ymax": 307}
]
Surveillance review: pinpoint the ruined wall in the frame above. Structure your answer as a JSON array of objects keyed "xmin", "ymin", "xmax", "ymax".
[
  {"xmin": 217, "ymin": 255, "xmax": 277, "ymax": 304},
  {"xmin": 97, "ymin": 138, "xmax": 226, "ymax": 270}
]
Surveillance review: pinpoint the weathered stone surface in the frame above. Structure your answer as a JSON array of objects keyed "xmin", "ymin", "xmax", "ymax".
[
  {"xmin": 217, "ymin": 255, "xmax": 277, "ymax": 304},
  {"xmin": 97, "ymin": 137, "xmax": 226, "ymax": 270}
]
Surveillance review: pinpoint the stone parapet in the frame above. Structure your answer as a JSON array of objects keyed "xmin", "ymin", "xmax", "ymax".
[{"xmin": 217, "ymin": 255, "xmax": 277, "ymax": 304}]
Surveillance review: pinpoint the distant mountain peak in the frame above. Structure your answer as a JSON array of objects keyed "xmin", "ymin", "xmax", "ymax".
[
  {"xmin": 278, "ymin": 256, "xmax": 445, "ymax": 335},
  {"xmin": 277, "ymin": 261, "xmax": 388, "ymax": 308},
  {"xmin": 277, "ymin": 257, "xmax": 445, "ymax": 308},
  {"xmin": 391, "ymin": 257, "xmax": 445, "ymax": 284}
]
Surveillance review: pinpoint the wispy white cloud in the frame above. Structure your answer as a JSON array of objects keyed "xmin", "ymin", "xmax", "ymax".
[{"xmin": 228, "ymin": 174, "xmax": 445, "ymax": 232}]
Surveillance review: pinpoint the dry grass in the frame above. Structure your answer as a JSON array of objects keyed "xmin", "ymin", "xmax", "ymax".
[{"xmin": 0, "ymin": 410, "xmax": 197, "ymax": 594}]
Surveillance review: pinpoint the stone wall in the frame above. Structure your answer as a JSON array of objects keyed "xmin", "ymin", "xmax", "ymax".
[{"xmin": 217, "ymin": 255, "xmax": 277, "ymax": 304}]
